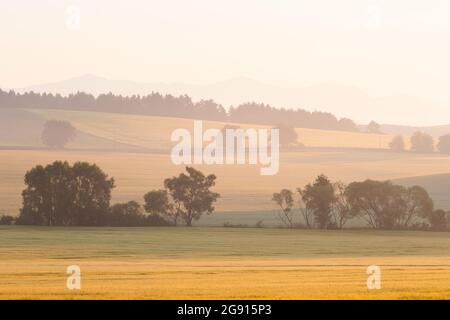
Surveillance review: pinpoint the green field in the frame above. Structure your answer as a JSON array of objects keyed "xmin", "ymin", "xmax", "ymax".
[{"xmin": 1, "ymin": 226, "xmax": 449, "ymax": 299}]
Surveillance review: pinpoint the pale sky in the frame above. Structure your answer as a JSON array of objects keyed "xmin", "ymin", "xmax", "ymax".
[{"xmin": 1, "ymin": 0, "xmax": 450, "ymax": 118}]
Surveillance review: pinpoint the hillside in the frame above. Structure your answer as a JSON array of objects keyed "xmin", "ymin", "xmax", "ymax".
[
  {"xmin": 28, "ymin": 108, "xmax": 397, "ymax": 150},
  {"xmin": 0, "ymin": 108, "xmax": 448, "ymax": 215},
  {"xmin": 394, "ymin": 173, "xmax": 450, "ymax": 209}
]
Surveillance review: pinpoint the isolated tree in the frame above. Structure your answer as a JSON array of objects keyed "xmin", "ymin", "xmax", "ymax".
[
  {"xmin": 437, "ymin": 134, "xmax": 450, "ymax": 153},
  {"xmin": 144, "ymin": 189, "xmax": 177, "ymax": 225},
  {"xmin": 41, "ymin": 120, "xmax": 76, "ymax": 148},
  {"xmin": 428, "ymin": 209, "xmax": 448, "ymax": 231},
  {"xmin": 164, "ymin": 167, "xmax": 220, "ymax": 226},
  {"xmin": 337, "ymin": 118, "xmax": 359, "ymax": 132},
  {"xmin": 273, "ymin": 124, "xmax": 299, "ymax": 147},
  {"xmin": 367, "ymin": 121, "xmax": 381, "ymax": 134},
  {"xmin": 389, "ymin": 135, "xmax": 405, "ymax": 152},
  {"xmin": 410, "ymin": 131, "xmax": 434, "ymax": 153},
  {"xmin": 18, "ymin": 161, "xmax": 114, "ymax": 226},
  {"xmin": 272, "ymin": 189, "xmax": 295, "ymax": 228},
  {"xmin": 300, "ymin": 175, "xmax": 335, "ymax": 229}
]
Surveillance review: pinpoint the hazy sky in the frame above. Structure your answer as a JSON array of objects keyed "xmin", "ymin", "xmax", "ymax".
[{"xmin": 1, "ymin": 1, "xmax": 450, "ymax": 109}]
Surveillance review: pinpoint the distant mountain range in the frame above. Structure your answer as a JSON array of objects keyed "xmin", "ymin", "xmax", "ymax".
[{"xmin": 15, "ymin": 74, "xmax": 450, "ymax": 131}]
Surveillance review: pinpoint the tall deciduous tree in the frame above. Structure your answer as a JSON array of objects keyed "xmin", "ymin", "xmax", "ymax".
[
  {"xmin": 300, "ymin": 175, "xmax": 335, "ymax": 229},
  {"xmin": 164, "ymin": 167, "xmax": 220, "ymax": 226},
  {"xmin": 272, "ymin": 189, "xmax": 295, "ymax": 228}
]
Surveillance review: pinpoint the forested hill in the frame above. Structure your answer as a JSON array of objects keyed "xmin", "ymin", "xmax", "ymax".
[{"xmin": 0, "ymin": 89, "xmax": 359, "ymax": 132}]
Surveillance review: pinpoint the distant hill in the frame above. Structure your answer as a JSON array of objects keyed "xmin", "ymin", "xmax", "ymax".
[
  {"xmin": 393, "ymin": 173, "xmax": 450, "ymax": 210},
  {"xmin": 0, "ymin": 108, "xmax": 143, "ymax": 151},
  {"xmin": 380, "ymin": 124, "xmax": 450, "ymax": 138},
  {"xmin": 16, "ymin": 74, "xmax": 449, "ymax": 127}
]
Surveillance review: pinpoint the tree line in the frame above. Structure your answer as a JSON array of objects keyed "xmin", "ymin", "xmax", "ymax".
[
  {"xmin": 3, "ymin": 162, "xmax": 219, "ymax": 227},
  {"xmin": 273, "ymin": 175, "xmax": 449, "ymax": 231},
  {"xmin": 1, "ymin": 160, "xmax": 448, "ymax": 231},
  {"xmin": 390, "ymin": 132, "xmax": 450, "ymax": 153},
  {"xmin": 0, "ymin": 89, "xmax": 359, "ymax": 132}
]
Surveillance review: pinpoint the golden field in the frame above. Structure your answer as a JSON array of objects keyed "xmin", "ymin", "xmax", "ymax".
[
  {"xmin": 29, "ymin": 108, "xmax": 400, "ymax": 150},
  {"xmin": 1, "ymin": 226, "xmax": 449, "ymax": 300},
  {"xmin": 1, "ymin": 149, "xmax": 450, "ymax": 214}
]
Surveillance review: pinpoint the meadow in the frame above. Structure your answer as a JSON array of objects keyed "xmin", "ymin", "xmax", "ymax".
[{"xmin": 0, "ymin": 226, "xmax": 449, "ymax": 299}]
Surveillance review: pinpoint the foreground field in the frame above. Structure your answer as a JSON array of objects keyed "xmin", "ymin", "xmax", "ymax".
[{"xmin": 0, "ymin": 226, "xmax": 449, "ymax": 299}]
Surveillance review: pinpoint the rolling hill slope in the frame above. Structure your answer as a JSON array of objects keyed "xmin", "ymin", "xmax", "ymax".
[
  {"xmin": 26, "ymin": 108, "xmax": 398, "ymax": 150},
  {"xmin": 394, "ymin": 173, "xmax": 450, "ymax": 210}
]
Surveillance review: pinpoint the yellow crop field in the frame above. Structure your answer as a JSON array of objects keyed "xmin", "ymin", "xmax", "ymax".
[{"xmin": 1, "ymin": 226, "xmax": 449, "ymax": 300}]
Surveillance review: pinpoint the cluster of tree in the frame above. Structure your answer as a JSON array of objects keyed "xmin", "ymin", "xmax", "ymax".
[
  {"xmin": 0, "ymin": 89, "xmax": 359, "ymax": 132},
  {"xmin": 144, "ymin": 167, "xmax": 220, "ymax": 226},
  {"xmin": 228, "ymin": 102, "xmax": 359, "ymax": 132},
  {"xmin": 389, "ymin": 132, "xmax": 450, "ymax": 154},
  {"xmin": 17, "ymin": 161, "xmax": 115, "ymax": 226},
  {"xmin": 273, "ymin": 175, "xmax": 449, "ymax": 230},
  {"xmin": 16, "ymin": 162, "xmax": 219, "ymax": 227}
]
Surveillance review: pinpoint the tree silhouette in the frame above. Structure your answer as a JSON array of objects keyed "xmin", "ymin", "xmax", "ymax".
[
  {"xmin": 410, "ymin": 131, "xmax": 434, "ymax": 153},
  {"xmin": 0, "ymin": 88, "xmax": 362, "ymax": 132},
  {"xmin": 299, "ymin": 175, "xmax": 335, "ymax": 229},
  {"xmin": 18, "ymin": 161, "xmax": 114, "ymax": 226},
  {"xmin": 273, "ymin": 124, "xmax": 299, "ymax": 147},
  {"xmin": 164, "ymin": 167, "xmax": 220, "ymax": 226},
  {"xmin": 428, "ymin": 209, "xmax": 448, "ymax": 230},
  {"xmin": 41, "ymin": 120, "xmax": 76, "ymax": 148},
  {"xmin": 367, "ymin": 121, "xmax": 381, "ymax": 134},
  {"xmin": 437, "ymin": 134, "xmax": 450, "ymax": 153},
  {"xmin": 107, "ymin": 201, "xmax": 145, "ymax": 227},
  {"xmin": 272, "ymin": 189, "xmax": 295, "ymax": 228},
  {"xmin": 346, "ymin": 180, "xmax": 433, "ymax": 229},
  {"xmin": 144, "ymin": 190, "xmax": 177, "ymax": 225},
  {"xmin": 389, "ymin": 135, "xmax": 405, "ymax": 152}
]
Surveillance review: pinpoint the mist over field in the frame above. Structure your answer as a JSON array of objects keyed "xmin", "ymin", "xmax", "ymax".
[{"xmin": 1, "ymin": 0, "xmax": 450, "ymax": 301}]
